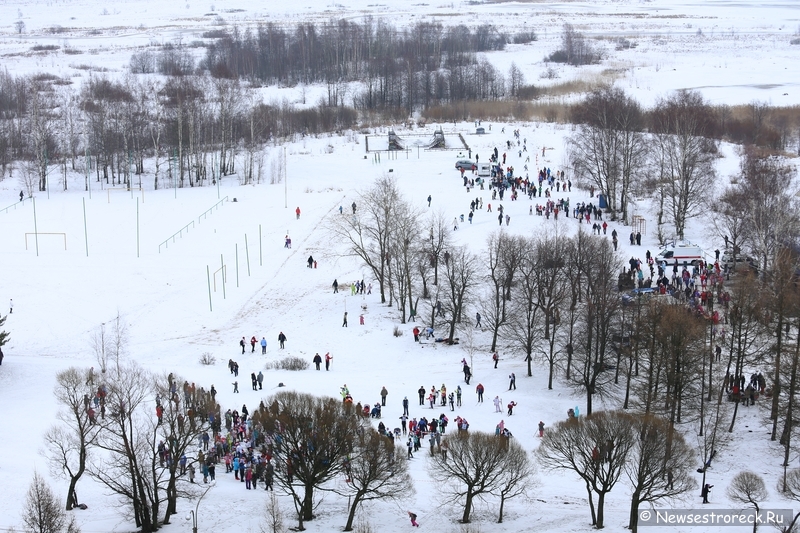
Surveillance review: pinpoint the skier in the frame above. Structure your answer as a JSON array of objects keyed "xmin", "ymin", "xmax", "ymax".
[
  {"xmin": 507, "ymin": 400, "xmax": 517, "ymax": 416},
  {"xmin": 278, "ymin": 332, "xmax": 287, "ymax": 349},
  {"xmin": 508, "ymin": 372, "xmax": 516, "ymax": 390},
  {"xmin": 492, "ymin": 352, "xmax": 499, "ymax": 368},
  {"xmin": 493, "ymin": 395, "xmax": 502, "ymax": 413},
  {"xmin": 476, "ymin": 383, "xmax": 484, "ymax": 402},
  {"xmin": 538, "ymin": 420, "xmax": 545, "ymax": 437}
]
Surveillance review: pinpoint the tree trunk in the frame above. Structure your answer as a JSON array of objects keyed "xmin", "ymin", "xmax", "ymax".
[
  {"xmin": 596, "ymin": 491, "xmax": 606, "ymax": 529},
  {"xmin": 585, "ymin": 480, "xmax": 597, "ymax": 526},
  {"xmin": 344, "ymin": 492, "xmax": 363, "ymax": 531},
  {"xmin": 498, "ymin": 494, "xmax": 506, "ymax": 523},
  {"xmin": 461, "ymin": 491, "xmax": 474, "ymax": 523},
  {"xmin": 302, "ymin": 484, "xmax": 314, "ymax": 521},
  {"xmin": 628, "ymin": 491, "xmax": 641, "ymax": 532}
]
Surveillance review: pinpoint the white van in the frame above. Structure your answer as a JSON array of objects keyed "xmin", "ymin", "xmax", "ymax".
[
  {"xmin": 656, "ymin": 242, "xmax": 706, "ymax": 266},
  {"xmin": 477, "ymin": 163, "xmax": 491, "ymax": 177}
]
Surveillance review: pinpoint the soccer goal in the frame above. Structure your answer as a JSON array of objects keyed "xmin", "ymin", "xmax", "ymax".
[{"xmin": 25, "ymin": 232, "xmax": 67, "ymax": 250}]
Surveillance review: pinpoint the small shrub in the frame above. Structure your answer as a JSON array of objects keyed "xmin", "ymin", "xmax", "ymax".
[
  {"xmin": 393, "ymin": 326, "xmax": 403, "ymax": 337},
  {"xmin": 353, "ymin": 520, "xmax": 375, "ymax": 533},
  {"xmin": 267, "ymin": 357, "xmax": 309, "ymax": 371},
  {"xmin": 790, "ymin": 37, "xmax": 800, "ymax": 45},
  {"xmin": 200, "ymin": 352, "xmax": 217, "ymax": 365},
  {"xmin": 539, "ymin": 67, "xmax": 559, "ymax": 80},
  {"xmin": 31, "ymin": 45, "xmax": 60, "ymax": 52},
  {"xmin": 63, "ymin": 48, "xmax": 83, "ymax": 55}
]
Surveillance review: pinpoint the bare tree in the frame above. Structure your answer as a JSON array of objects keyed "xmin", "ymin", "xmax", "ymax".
[
  {"xmin": 259, "ymin": 491, "xmax": 286, "ymax": 533},
  {"xmin": 537, "ymin": 410, "xmax": 636, "ymax": 529},
  {"xmin": 493, "ymin": 441, "xmax": 535, "ymax": 523},
  {"xmin": 626, "ymin": 414, "xmax": 696, "ymax": 533},
  {"xmin": 255, "ymin": 391, "xmax": 360, "ymax": 530},
  {"xmin": 441, "ymin": 246, "xmax": 480, "ymax": 342},
  {"xmin": 45, "ymin": 367, "xmax": 99, "ymax": 511},
  {"xmin": 569, "ymin": 86, "xmax": 647, "ymax": 222},
  {"xmin": 430, "ymin": 431, "xmax": 528, "ymax": 523},
  {"xmin": 727, "ymin": 471, "xmax": 768, "ymax": 533},
  {"xmin": 651, "ymin": 90, "xmax": 716, "ymax": 239},
  {"xmin": 22, "ymin": 471, "xmax": 79, "ymax": 533},
  {"xmin": 338, "ymin": 430, "xmax": 412, "ymax": 531},
  {"xmin": 482, "ymin": 231, "xmax": 524, "ymax": 352},
  {"xmin": 329, "ymin": 175, "xmax": 403, "ymax": 304}
]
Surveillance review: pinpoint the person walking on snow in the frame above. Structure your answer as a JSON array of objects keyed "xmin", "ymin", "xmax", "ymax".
[
  {"xmin": 239, "ymin": 337, "xmax": 246, "ymax": 354},
  {"xmin": 333, "ymin": 279, "xmax": 339, "ymax": 293},
  {"xmin": 250, "ymin": 336, "xmax": 257, "ymax": 352},
  {"xmin": 278, "ymin": 332, "xmax": 287, "ymax": 349},
  {"xmin": 260, "ymin": 337, "xmax": 267, "ymax": 354},
  {"xmin": 325, "ymin": 352, "xmax": 332, "ymax": 370},
  {"xmin": 538, "ymin": 421, "xmax": 545, "ymax": 437},
  {"xmin": 257, "ymin": 371, "xmax": 263, "ymax": 390},
  {"xmin": 8, "ymin": 299, "xmax": 13, "ymax": 314},
  {"xmin": 313, "ymin": 353, "xmax": 322, "ymax": 370},
  {"xmin": 492, "ymin": 352, "xmax": 499, "ymax": 368},
  {"xmin": 342, "ymin": 312, "xmax": 348, "ymax": 327},
  {"xmin": 380, "ymin": 386, "xmax": 388, "ymax": 406},
  {"xmin": 295, "ymin": 207, "xmax": 301, "ymax": 219},
  {"xmin": 475, "ymin": 312, "xmax": 482, "ymax": 328},
  {"xmin": 507, "ymin": 401, "xmax": 517, "ymax": 416},
  {"xmin": 408, "ymin": 511, "xmax": 420, "ymax": 527}
]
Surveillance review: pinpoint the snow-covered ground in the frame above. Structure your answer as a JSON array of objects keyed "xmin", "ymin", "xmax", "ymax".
[{"xmin": 0, "ymin": 0, "xmax": 799, "ymax": 532}]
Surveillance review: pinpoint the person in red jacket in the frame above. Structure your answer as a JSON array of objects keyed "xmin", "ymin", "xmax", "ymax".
[
  {"xmin": 295, "ymin": 206, "xmax": 301, "ymax": 219},
  {"xmin": 250, "ymin": 336, "xmax": 257, "ymax": 352}
]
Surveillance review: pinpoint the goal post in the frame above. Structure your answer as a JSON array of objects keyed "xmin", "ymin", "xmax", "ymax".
[{"xmin": 25, "ymin": 232, "xmax": 67, "ymax": 250}]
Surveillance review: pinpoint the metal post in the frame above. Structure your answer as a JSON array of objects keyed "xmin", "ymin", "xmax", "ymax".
[
  {"xmin": 83, "ymin": 197, "xmax": 89, "ymax": 257},
  {"xmin": 32, "ymin": 196, "xmax": 39, "ymax": 257},
  {"xmin": 284, "ymin": 146, "xmax": 287, "ymax": 209},
  {"xmin": 207, "ymin": 265, "xmax": 213, "ymax": 312},
  {"xmin": 235, "ymin": 243, "xmax": 239, "ymax": 288},
  {"xmin": 259, "ymin": 224, "xmax": 262, "ymax": 267},
  {"xmin": 221, "ymin": 254, "xmax": 226, "ymax": 299},
  {"xmin": 136, "ymin": 198, "xmax": 140, "ymax": 258},
  {"xmin": 245, "ymin": 234, "xmax": 250, "ymax": 276}
]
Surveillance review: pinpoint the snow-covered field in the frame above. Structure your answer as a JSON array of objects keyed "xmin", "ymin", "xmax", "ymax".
[{"xmin": 0, "ymin": 0, "xmax": 799, "ymax": 532}]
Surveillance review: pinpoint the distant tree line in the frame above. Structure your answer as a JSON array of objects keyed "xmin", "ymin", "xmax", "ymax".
[{"xmin": 200, "ymin": 20, "xmax": 530, "ymax": 111}]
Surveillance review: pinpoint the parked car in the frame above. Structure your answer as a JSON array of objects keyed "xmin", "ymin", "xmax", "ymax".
[
  {"xmin": 720, "ymin": 251, "xmax": 755, "ymax": 270},
  {"xmin": 455, "ymin": 159, "xmax": 476, "ymax": 171},
  {"xmin": 621, "ymin": 287, "xmax": 657, "ymax": 306}
]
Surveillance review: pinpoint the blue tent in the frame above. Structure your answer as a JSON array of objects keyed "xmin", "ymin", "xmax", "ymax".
[{"xmin": 598, "ymin": 194, "xmax": 608, "ymax": 209}]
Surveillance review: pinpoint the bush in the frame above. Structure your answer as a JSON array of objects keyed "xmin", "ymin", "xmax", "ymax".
[
  {"xmin": 512, "ymin": 30, "xmax": 537, "ymax": 44},
  {"xmin": 393, "ymin": 326, "xmax": 403, "ymax": 337},
  {"xmin": 266, "ymin": 356, "xmax": 309, "ymax": 371},
  {"xmin": 790, "ymin": 37, "xmax": 800, "ymax": 45},
  {"xmin": 546, "ymin": 24, "xmax": 602, "ymax": 66},
  {"xmin": 31, "ymin": 45, "xmax": 60, "ymax": 52},
  {"xmin": 199, "ymin": 352, "xmax": 216, "ymax": 365}
]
